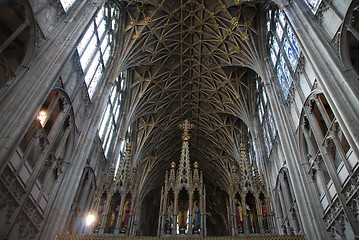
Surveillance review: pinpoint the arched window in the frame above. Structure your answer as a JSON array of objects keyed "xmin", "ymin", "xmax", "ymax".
[
  {"xmin": 67, "ymin": 167, "xmax": 96, "ymax": 234},
  {"xmin": 256, "ymin": 76, "xmax": 277, "ymax": 156},
  {"xmin": 98, "ymin": 73, "xmax": 126, "ymax": 158},
  {"xmin": 340, "ymin": 1, "xmax": 359, "ymax": 75},
  {"xmin": 274, "ymin": 169, "xmax": 302, "ymax": 235},
  {"xmin": 267, "ymin": 7, "xmax": 301, "ymax": 100},
  {"xmin": 77, "ymin": 2, "xmax": 120, "ymax": 100},
  {"xmin": 0, "ymin": 0, "xmax": 35, "ymax": 93}
]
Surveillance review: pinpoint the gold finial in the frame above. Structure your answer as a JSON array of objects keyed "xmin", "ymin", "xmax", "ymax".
[
  {"xmin": 179, "ymin": 119, "xmax": 194, "ymax": 141},
  {"xmin": 171, "ymin": 161, "xmax": 176, "ymax": 168},
  {"xmin": 194, "ymin": 162, "xmax": 199, "ymax": 168}
]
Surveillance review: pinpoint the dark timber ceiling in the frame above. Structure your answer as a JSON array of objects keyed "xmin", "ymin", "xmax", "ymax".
[{"xmin": 118, "ymin": 0, "xmax": 267, "ymax": 198}]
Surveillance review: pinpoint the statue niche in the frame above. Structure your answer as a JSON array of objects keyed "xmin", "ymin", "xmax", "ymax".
[{"xmin": 177, "ymin": 189, "xmax": 189, "ymax": 234}]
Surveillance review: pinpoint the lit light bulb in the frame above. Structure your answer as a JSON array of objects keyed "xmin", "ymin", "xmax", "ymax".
[
  {"xmin": 37, "ymin": 110, "xmax": 47, "ymax": 127},
  {"xmin": 85, "ymin": 213, "xmax": 96, "ymax": 226}
]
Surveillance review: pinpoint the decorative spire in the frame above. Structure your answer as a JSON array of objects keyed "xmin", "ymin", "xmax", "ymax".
[
  {"xmin": 239, "ymin": 143, "xmax": 246, "ymax": 188},
  {"xmin": 253, "ymin": 161, "xmax": 263, "ymax": 189},
  {"xmin": 231, "ymin": 166, "xmax": 240, "ymax": 193},
  {"xmin": 178, "ymin": 119, "xmax": 194, "ymax": 187},
  {"xmin": 121, "ymin": 143, "xmax": 133, "ymax": 192},
  {"xmin": 192, "ymin": 161, "xmax": 200, "ymax": 183},
  {"xmin": 168, "ymin": 162, "xmax": 176, "ymax": 188}
]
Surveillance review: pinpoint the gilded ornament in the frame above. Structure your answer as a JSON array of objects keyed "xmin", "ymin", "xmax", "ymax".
[
  {"xmin": 244, "ymin": 20, "xmax": 252, "ymax": 28},
  {"xmin": 240, "ymin": 33, "xmax": 249, "ymax": 41},
  {"xmin": 231, "ymin": 17, "xmax": 239, "ymax": 26},
  {"xmin": 130, "ymin": 19, "xmax": 136, "ymax": 27},
  {"xmin": 144, "ymin": 17, "xmax": 151, "ymax": 25}
]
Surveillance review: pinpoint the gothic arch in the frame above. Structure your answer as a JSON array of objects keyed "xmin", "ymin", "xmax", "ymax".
[
  {"xmin": 0, "ymin": 86, "xmax": 77, "ymax": 239},
  {"xmin": 0, "ymin": 0, "xmax": 36, "ymax": 96},
  {"xmin": 298, "ymin": 89, "xmax": 324, "ymax": 164},
  {"xmin": 297, "ymin": 90, "xmax": 359, "ymax": 239},
  {"xmin": 339, "ymin": 0, "xmax": 359, "ymax": 75},
  {"xmin": 66, "ymin": 166, "xmax": 97, "ymax": 234},
  {"xmin": 273, "ymin": 167, "xmax": 302, "ymax": 235}
]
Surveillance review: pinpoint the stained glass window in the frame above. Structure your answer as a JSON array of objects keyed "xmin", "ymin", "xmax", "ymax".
[
  {"xmin": 77, "ymin": 2, "xmax": 119, "ymax": 100},
  {"xmin": 276, "ymin": 22, "xmax": 284, "ymax": 40},
  {"xmin": 284, "ymin": 38, "xmax": 297, "ymax": 69},
  {"xmin": 304, "ymin": 0, "xmax": 323, "ymax": 14},
  {"xmin": 256, "ymin": 76, "xmax": 277, "ymax": 157},
  {"xmin": 267, "ymin": 8, "xmax": 301, "ymax": 100},
  {"xmin": 287, "ymin": 26, "xmax": 300, "ymax": 55}
]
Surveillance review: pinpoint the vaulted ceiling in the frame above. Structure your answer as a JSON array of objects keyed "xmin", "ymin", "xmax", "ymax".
[{"xmin": 117, "ymin": 0, "xmax": 268, "ymax": 197}]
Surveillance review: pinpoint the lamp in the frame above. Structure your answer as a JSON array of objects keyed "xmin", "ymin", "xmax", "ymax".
[{"xmin": 37, "ymin": 110, "xmax": 47, "ymax": 127}]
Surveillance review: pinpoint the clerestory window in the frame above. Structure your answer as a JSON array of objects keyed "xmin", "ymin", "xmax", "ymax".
[
  {"xmin": 256, "ymin": 77, "xmax": 277, "ymax": 156},
  {"xmin": 77, "ymin": 2, "xmax": 119, "ymax": 100},
  {"xmin": 267, "ymin": 8, "xmax": 301, "ymax": 100},
  {"xmin": 98, "ymin": 73, "xmax": 126, "ymax": 158}
]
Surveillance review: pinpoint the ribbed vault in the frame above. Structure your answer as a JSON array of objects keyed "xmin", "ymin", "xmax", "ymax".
[{"xmin": 118, "ymin": 0, "xmax": 267, "ymax": 203}]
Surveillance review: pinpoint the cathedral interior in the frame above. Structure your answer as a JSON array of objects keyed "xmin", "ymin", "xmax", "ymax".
[{"xmin": 0, "ymin": 0, "xmax": 358, "ymax": 239}]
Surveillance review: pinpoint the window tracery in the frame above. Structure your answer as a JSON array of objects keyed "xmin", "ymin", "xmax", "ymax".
[
  {"xmin": 256, "ymin": 77, "xmax": 277, "ymax": 156},
  {"xmin": 267, "ymin": 8, "xmax": 301, "ymax": 100},
  {"xmin": 98, "ymin": 73, "xmax": 126, "ymax": 158},
  {"xmin": 77, "ymin": 2, "xmax": 119, "ymax": 100}
]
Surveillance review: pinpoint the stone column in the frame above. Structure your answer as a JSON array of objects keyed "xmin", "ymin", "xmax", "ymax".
[
  {"xmin": 173, "ymin": 192, "xmax": 178, "ymax": 236},
  {"xmin": 160, "ymin": 195, "xmax": 167, "ymax": 236},
  {"xmin": 188, "ymin": 193, "xmax": 193, "ymax": 235},
  {"xmin": 279, "ymin": 173, "xmax": 299, "ymax": 235},
  {"xmin": 200, "ymin": 188, "xmax": 206, "ymax": 236},
  {"xmin": 231, "ymin": 198, "xmax": 237, "ymax": 236},
  {"xmin": 263, "ymin": 75, "xmax": 327, "ymax": 238},
  {"xmin": 305, "ymin": 102, "xmax": 359, "ymax": 233}
]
